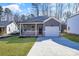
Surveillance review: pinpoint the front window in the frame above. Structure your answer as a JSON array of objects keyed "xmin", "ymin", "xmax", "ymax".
[
  {"xmin": 9, "ymin": 27, "xmax": 10, "ymax": 31},
  {"xmin": 68, "ymin": 26, "xmax": 70, "ymax": 30},
  {"xmin": 23, "ymin": 24, "xmax": 35, "ymax": 31}
]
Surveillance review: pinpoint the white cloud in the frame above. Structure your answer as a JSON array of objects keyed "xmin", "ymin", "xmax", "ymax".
[{"xmin": 3, "ymin": 4, "xmax": 22, "ymax": 13}]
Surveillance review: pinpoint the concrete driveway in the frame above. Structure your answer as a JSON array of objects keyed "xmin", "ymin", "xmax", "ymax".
[{"xmin": 27, "ymin": 36, "xmax": 79, "ymax": 56}]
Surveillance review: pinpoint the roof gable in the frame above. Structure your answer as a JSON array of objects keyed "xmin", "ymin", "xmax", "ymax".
[
  {"xmin": 0, "ymin": 21, "xmax": 12, "ymax": 27},
  {"xmin": 43, "ymin": 17, "xmax": 61, "ymax": 23},
  {"xmin": 27, "ymin": 16, "xmax": 49, "ymax": 22}
]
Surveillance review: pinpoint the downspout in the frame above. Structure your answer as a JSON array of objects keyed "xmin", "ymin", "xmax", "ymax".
[{"xmin": 59, "ymin": 23, "xmax": 62, "ymax": 37}]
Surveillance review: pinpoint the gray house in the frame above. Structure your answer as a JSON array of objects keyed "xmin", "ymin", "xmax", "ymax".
[{"xmin": 19, "ymin": 16, "xmax": 61, "ymax": 36}]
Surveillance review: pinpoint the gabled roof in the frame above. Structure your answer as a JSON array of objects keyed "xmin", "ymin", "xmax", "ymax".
[
  {"xmin": 43, "ymin": 17, "xmax": 61, "ymax": 23},
  {"xmin": 67, "ymin": 13, "xmax": 79, "ymax": 20},
  {"xmin": 28, "ymin": 16, "xmax": 49, "ymax": 22},
  {"xmin": 16, "ymin": 16, "xmax": 61, "ymax": 24},
  {"xmin": 17, "ymin": 16, "xmax": 49, "ymax": 23},
  {"xmin": 0, "ymin": 21, "xmax": 12, "ymax": 27}
]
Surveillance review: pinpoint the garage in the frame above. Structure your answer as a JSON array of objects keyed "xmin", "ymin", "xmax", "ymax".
[{"xmin": 45, "ymin": 26, "xmax": 60, "ymax": 36}]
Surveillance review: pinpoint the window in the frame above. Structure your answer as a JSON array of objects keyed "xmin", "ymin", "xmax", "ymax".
[
  {"xmin": 9, "ymin": 27, "xmax": 10, "ymax": 31},
  {"xmin": 23, "ymin": 24, "xmax": 35, "ymax": 31},
  {"xmin": 0, "ymin": 28, "xmax": 1, "ymax": 32},
  {"xmin": 32, "ymin": 26, "xmax": 35, "ymax": 28},
  {"xmin": 31, "ymin": 25, "xmax": 35, "ymax": 31},
  {"xmin": 68, "ymin": 26, "xmax": 70, "ymax": 30}
]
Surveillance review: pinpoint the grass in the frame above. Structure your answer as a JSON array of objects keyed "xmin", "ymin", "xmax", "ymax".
[
  {"xmin": 63, "ymin": 33, "xmax": 79, "ymax": 43},
  {"xmin": 0, "ymin": 36, "xmax": 36, "ymax": 56}
]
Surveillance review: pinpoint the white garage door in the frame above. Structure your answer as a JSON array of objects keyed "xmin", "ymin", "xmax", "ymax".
[{"xmin": 45, "ymin": 26, "xmax": 60, "ymax": 36}]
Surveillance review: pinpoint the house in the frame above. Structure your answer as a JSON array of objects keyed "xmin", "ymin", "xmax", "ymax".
[
  {"xmin": 0, "ymin": 12, "xmax": 14, "ymax": 21},
  {"xmin": 67, "ymin": 14, "xmax": 79, "ymax": 35},
  {"xmin": 0, "ymin": 21, "xmax": 19, "ymax": 36},
  {"xmin": 19, "ymin": 16, "xmax": 61, "ymax": 36}
]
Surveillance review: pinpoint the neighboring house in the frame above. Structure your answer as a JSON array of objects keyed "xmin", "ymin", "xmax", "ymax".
[
  {"xmin": 0, "ymin": 21, "xmax": 19, "ymax": 36},
  {"xmin": 19, "ymin": 16, "xmax": 61, "ymax": 36},
  {"xmin": 0, "ymin": 12, "xmax": 14, "ymax": 21},
  {"xmin": 67, "ymin": 14, "xmax": 79, "ymax": 35}
]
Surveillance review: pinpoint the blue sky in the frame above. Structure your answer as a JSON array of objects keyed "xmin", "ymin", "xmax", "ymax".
[
  {"xmin": 0, "ymin": 3, "xmax": 75, "ymax": 15},
  {"xmin": 0, "ymin": 3, "xmax": 32, "ymax": 15}
]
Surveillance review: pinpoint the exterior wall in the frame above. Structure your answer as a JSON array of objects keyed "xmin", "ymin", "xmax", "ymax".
[
  {"xmin": 44, "ymin": 18, "xmax": 60, "ymax": 31},
  {"xmin": 1, "ymin": 12, "xmax": 14, "ymax": 21},
  {"xmin": 44, "ymin": 18, "xmax": 60, "ymax": 36},
  {"xmin": 67, "ymin": 15, "xmax": 79, "ymax": 35},
  {"xmin": 44, "ymin": 19, "xmax": 60, "ymax": 26},
  {"xmin": 6, "ymin": 22, "xmax": 19, "ymax": 34}
]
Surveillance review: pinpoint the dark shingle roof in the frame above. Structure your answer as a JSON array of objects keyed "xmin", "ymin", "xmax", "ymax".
[
  {"xmin": 28, "ymin": 16, "xmax": 49, "ymax": 22},
  {"xmin": 0, "ymin": 21, "xmax": 12, "ymax": 27},
  {"xmin": 16, "ymin": 16, "xmax": 49, "ymax": 23}
]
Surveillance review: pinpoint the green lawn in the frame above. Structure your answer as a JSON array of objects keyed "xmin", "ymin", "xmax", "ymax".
[
  {"xmin": 0, "ymin": 36, "xmax": 36, "ymax": 56},
  {"xmin": 63, "ymin": 33, "xmax": 79, "ymax": 43}
]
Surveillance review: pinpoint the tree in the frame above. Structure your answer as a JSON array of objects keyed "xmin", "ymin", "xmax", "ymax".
[
  {"xmin": 59, "ymin": 4, "xmax": 63, "ymax": 19},
  {"xmin": 5, "ymin": 8, "xmax": 11, "ymax": 14},
  {"xmin": 21, "ymin": 14, "xmax": 26, "ymax": 21},
  {"xmin": 63, "ymin": 11, "xmax": 72, "ymax": 23},
  {"xmin": 73, "ymin": 3, "xmax": 79, "ymax": 14},
  {"xmin": 4, "ymin": 8, "xmax": 12, "ymax": 21},
  {"xmin": 32, "ymin": 3, "xmax": 39, "ymax": 16},
  {"xmin": 27, "ymin": 14, "xmax": 35, "ymax": 19},
  {"xmin": 0, "ymin": 6, "xmax": 3, "ymax": 21},
  {"xmin": 14, "ymin": 13, "xmax": 20, "ymax": 21},
  {"xmin": 40, "ymin": 3, "xmax": 49, "ymax": 16},
  {"xmin": 0, "ymin": 6, "xmax": 3, "ymax": 15}
]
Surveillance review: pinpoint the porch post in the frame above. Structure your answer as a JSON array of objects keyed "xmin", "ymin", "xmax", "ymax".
[
  {"xmin": 43, "ymin": 24, "xmax": 45, "ymax": 36},
  {"xmin": 35, "ymin": 23, "xmax": 37, "ymax": 36},
  {"xmin": 59, "ymin": 23, "xmax": 61, "ymax": 37},
  {"xmin": 20, "ymin": 23, "xmax": 21, "ymax": 36}
]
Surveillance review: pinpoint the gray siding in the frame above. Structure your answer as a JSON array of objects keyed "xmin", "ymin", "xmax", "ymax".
[
  {"xmin": 43, "ymin": 18, "xmax": 61, "ymax": 34},
  {"xmin": 44, "ymin": 19, "xmax": 60, "ymax": 26}
]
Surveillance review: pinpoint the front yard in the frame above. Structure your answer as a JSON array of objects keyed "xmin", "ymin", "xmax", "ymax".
[
  {"xmin": 63, "ymin": 33, "xmax": 79, "ymax": 43},
  {"xmin": 0, "ymin": 36, "xmax": 36, "ymax": 56}
]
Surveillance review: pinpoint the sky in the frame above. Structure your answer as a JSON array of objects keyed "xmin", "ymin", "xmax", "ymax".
[
  {"xmin": 0, "ymin": 3, "xmax": 32, "ymax": 15},
  {"xmin": 0, "ymin": 3, "xmax": 77, "ymax": 16}
]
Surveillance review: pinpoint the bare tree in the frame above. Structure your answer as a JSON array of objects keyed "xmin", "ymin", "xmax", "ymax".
[
  {"xmin": 74, "ymin": 3, "xmax": 79, "ymax": 14},
  {"xmin": 4, "ymin": 8, "xmax": 12, "ymax": 21},
  {"xmin": 32, "ymin": 3, "xmax": 39, "ymax": 16},
  {"xmin": 14, "ymin": 13, "xmax": 20, "ymax": 21},
  {"xmin": 0, "ymin": 6, "xmax": 3, "ymax": 21},
  {"xmin": 59, "ymin": 3, "xmax": 63, "ymax": 19},
  {"xmin": 21, "ymin": 14, "xmax": 26, "ymax": 21}
]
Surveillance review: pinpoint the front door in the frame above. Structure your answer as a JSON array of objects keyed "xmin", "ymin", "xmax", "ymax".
[
  {"xmin": 37, "ymin": 24, "xmax": 43, "ymax": 36},
  {"xmin": 38, "ymin": 26, "xmax": 43, "ymax": 35}
]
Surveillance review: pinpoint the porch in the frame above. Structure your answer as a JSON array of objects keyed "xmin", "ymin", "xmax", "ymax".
[
  {"xmin": 20, "ymin": 23, "xmax": 44, "ymax": 36},
  {"xmin": 0, "ymin": 27, "xmax": 6, "ymax": 36}
]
